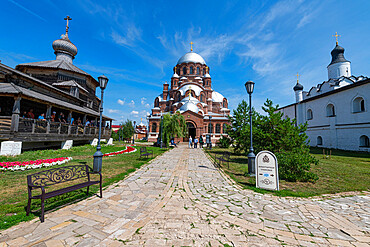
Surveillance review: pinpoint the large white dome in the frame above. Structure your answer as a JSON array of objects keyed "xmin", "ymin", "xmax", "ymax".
[{"xmin": 177, "ymin": 52, "xmax": 206, "ymax": 65}]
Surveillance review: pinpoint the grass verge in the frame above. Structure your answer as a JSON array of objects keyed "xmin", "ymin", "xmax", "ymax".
[
  {"xmin": 0, "ymin": 143, "xmax": 167, "ymax": 230},
  {"xmin": 206, "ymin": 147, "xmax": 370, "ymax": 197}
]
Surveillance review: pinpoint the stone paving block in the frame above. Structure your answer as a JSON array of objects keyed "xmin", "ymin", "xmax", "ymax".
[
  {"xmin": 327, "ymin": 238, "xmax": 354, "ymax": 246},
  {"xmin": 5, "ymin": 237, "xmax": 28, "ymax": 246},
  {"xmin": 352, "ymin": 242, "xmax": 370, "ymax": 247},
  {"xmin": 45, "ymin": 239, "xmax": 64, "ymax": 247},
  {"xmin": 50, "ymin": 221, "xmax": 73, "ymax": 231}
]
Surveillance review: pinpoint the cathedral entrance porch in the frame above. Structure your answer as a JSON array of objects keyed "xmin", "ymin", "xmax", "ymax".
[{"xmin": 186, "ymin": 122, "xmax": 196, "ymax": 141}]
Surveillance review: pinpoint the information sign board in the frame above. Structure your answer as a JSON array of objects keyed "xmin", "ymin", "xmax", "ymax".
[{"xmin": 256, "ymin": 151, "xmax": 279, "ymax": 191}]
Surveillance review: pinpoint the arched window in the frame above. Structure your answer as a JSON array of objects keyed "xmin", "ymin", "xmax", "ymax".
[
  {"xmin": 307, "ymin": 109, "xmax": 313, "ymax": 120},
  {"xmin": 183, "ymin": 67, "xmax": 187, "ymax": 75},
  {"xmin": 190, "ymin": 67, "xmax": 194, "ymax": 74},
  {"xmin": 353, "ymin": 97, "xmax": 365, "ymax": 113},
  {"xmin": 360, "ymin": 135, "xmax": 370, "ymax": 147},
  {"xmin": 222, "ymin": 123, "xmax": 227, "ymax": 133},
  {"xmin": 197, "ymin": 67, "xmax": 200, "ymax": 75},
  {"xmin": 154, "ymin": 98, "xmax": 159, "ymax": 107},
  {"xmin": 152, "ymin": 123, "xmax": 157, "ymax": 132},
  {"xmin": 223, "ymin": 99, "xmax": 227, "ymax": 108},
  {"xmin": 208, "ymin": 123, "xmax": 213, "ymax": 134},
  {"xmin": 317, "ymin": 136, "xmax": 323, "ymax": 146},
  {"xmin": 200, "ymin": 94, "xmax": 204, "ymax": 103},
  {"xmin": 215, "ymin": 124, "xmax": 221, "ymax": 133},
  {"xmin": 326, "ymin": 104, "xmax": 335, "ymax": 117}
]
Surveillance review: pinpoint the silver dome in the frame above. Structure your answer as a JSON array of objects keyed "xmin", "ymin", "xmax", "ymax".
[
  {"xmin": 179, "ymin": 100, "xmax": 200, "ymax": 114},
  {"xmin": 177, "ymin": 52, "xmax": 206, "ymax": 65},
  {"xmin": 52, "ymin": 35, "xmax": 78, "ymax": 58}
]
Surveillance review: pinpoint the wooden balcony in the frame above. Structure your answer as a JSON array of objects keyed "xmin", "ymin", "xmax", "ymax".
[{"xmin": 0, "ymin": 117, "xmax": 111, "ymax": 143}]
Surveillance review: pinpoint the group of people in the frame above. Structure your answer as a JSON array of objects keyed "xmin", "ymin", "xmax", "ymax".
[
  {"xmin": 21, "ymin": 109, "xmax": 96, "ymax": 127},
  {"xmin": 188, "ymin": 136, "xmax": 204, "ymax": 148}
]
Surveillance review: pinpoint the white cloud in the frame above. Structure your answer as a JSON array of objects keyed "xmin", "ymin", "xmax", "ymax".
[
  {"xmin": 108, "ymin": 109, "xmax": 120, "ymax": 114},
  {"xmin": 129, "ymin": 100, "xmax": 135, "ymax": 107},
  {"xmin": 140, "ymin": 97, "xmax": 147, "ymax": 105},
  {"xmin": 297, "ymin": 13, "xmax": 313, "ymax": 29},
  {"xmin": 130, "ymin": 110, "xmax": 139, "ymax": 115},
  {"xmin": 111, "ymin": 24, "xmax": 142, "ymax": 47},
  {"xmin": 117, "ymin": 99, "xmax": 125, "ymax": 105},
  {"xmin": 145, "ymin": 103, "xmax": 150, "ymax": 108}
]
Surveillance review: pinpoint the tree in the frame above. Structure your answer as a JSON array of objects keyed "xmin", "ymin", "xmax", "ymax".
[
  {"xmin": 226, "ymin": 100, "xmax": 258, "ymax": 154},
  {"xmin": 114, "ymin": 119, "xmax": 134, "ymax": 142},
  {"xmin": 161, "ymin": 112, "xmax": 187, "ymax": 147},
  {"xmin": 227, "ymin": 99, "xmax": 318, "ymax": 182}
]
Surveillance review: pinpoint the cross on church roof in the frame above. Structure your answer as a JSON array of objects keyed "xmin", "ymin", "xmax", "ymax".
[
  {"xmin": 190, "ymin": 41, "xmax": 193, "ymax": 52},
  {"xmin": 296, "ymin": 72, "xmax": 300, "ymax": 83},
  {"xmin": 64, "ymin": 15, "xmax": 72, "ymax": 37},
  {"xmin": 332, "ymin": 32, "xmax": 340, "ymax": 45}
]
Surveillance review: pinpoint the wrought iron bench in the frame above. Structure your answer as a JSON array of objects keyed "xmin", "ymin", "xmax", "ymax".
[
  {"xmin": 140, "ymin": 147, "xmax": 153, "ymax": 159},
  {"xmin": 214, "ymin": 152, "xmax": 231, "ymax": 168},
  {"xmin": 26, "ymin": 165, "xmax": 102, "ymax": 222}
]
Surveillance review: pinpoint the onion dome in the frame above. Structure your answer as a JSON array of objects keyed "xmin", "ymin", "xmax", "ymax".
[
  {"xmin": 52, "ymin": 34, "xmax": 78, "ymax": 63},
  {"xmin": 172, "ymin": 72, "xmax": 179, "ymax": 78},
  {"xmin": 177, "ymin": 52, "xmax": 206, "ymax": 65},
  {"xmin": 203, "ymin": 73, "xmax": 211, "ymax": 78},
  {"xmin": 293, "ymin": 82, "xmax": 303, "ymax": 91},
  {"xmin": 329, "ymin": 45, "xmax": 349, "ymax": 66}
]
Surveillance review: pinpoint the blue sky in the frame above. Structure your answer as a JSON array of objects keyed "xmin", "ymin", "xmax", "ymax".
[{"xmin": 1, "ymin": 0, "xmax": 370, "ymax": 124}]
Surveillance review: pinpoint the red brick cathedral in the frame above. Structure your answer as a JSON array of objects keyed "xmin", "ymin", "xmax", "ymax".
[{"xmin": 148, "ymin": 45, "xmax": 230, "ymax": 143}]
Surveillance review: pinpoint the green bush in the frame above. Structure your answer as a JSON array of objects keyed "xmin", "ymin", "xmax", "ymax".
[
  {"xmin": 217, "ymin": 136, "xmax": 232, "ymax": 148},
  {"xmin": 276, "ymin": 151, "xmax": 319, "ymax": 182}
]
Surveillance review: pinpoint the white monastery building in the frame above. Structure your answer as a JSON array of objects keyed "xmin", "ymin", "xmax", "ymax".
[{"xmin": 278, "ymin": 37, "xmax": 370, "ymax": 152}]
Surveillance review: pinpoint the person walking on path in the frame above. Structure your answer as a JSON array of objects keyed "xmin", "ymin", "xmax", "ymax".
[
  {"xmin": 189, "ymin": 136, "xmax": 193, "ymax": 148},
  {"xmin": 199, "ymin": 136, "xmax": 204, "ymax": 149},
  {"xmin": 194, "ymin": 137, "xmax": 198, "ymax": 148}
]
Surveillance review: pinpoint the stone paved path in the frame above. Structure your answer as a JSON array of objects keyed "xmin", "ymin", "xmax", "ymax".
[{"xmin": 0, "ymin": 146, "xmax": 369, "ymax": 246}]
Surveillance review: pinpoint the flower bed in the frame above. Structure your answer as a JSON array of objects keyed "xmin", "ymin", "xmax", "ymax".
[
  {"xmin": 103, "ymin": 146, "xmax": 137, "ymax": 157},
  {"xmin": 0, "ymin": 157, "xmax": 73, "ymax": 172}
]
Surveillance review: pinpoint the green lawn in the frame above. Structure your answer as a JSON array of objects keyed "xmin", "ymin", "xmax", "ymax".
[
  {"xmin": 206, "ymin": 147, "xmax": 370, "ymax": 197},
  {"xmin": 0, "ymin": 142, "xmax": 166, "ymax": 230}
]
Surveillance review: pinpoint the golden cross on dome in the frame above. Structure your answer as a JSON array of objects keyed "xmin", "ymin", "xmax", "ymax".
[
  {"xmin": 64, "ymin": 15, "xmax": 72, "ymax": 37},
  {"xmin": 190, "ymin": 41, "xmax": 194, "ymax": 52},
  {"xmin": 206, "ymin": 66, "xmax": 209, "ymax": 73},
  {"xmin": 332, "ymin": 32, "xmax": 340, "ymax": 45},
  {"xmin": 189, "ymin": 85, "xmax": 192, "ymax": 100},
  {"xmin": 296, "ymin": 72, "xmax": 300, "ymax": 83}
]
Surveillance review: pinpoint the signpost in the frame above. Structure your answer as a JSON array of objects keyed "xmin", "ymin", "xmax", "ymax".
[{"xmin": 255, "ymin": 151, "xmax": 279, "ymax": 191}]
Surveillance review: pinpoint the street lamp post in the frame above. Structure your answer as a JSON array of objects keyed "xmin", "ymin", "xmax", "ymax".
[
  {"xmin": 93, "ymin": 75, "xmax": 109, "ymax": 173},
  {"xmin": 146, "ymin": 115, "xmax": 149, "ymax": 140},
  {"xmin": 245, "ymin": 81, "xmax": 255, "ymax": 176},
  {"xmin": 132, "ymin": 121, "xmax": 136, "ymax": 144},
  {"xmin": 160, "ymin": 112, "xmax": 164, "ymax": 148},
  {"xmin": 209, "ymin": 115, "xmax": 212, "ymax": 150}
]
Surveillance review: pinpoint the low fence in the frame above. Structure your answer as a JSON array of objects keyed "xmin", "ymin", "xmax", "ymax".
[
  {"xmin": 0, "ymin": 116, "xmax": 12, "ymax": 132},
  {"xmin": 10, "ymin": 118, "xmax": 111, "ymax": 138}
]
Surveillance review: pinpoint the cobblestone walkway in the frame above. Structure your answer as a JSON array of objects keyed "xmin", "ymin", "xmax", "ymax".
[{"xmin": 1, "ymin": 146, "xmax": 369, "ymax": 246}]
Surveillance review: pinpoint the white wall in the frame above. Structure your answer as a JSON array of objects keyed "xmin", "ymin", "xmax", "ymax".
[{"xmin": 279, "ymin": 82, "xmax": 370, "ymax": 151}]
